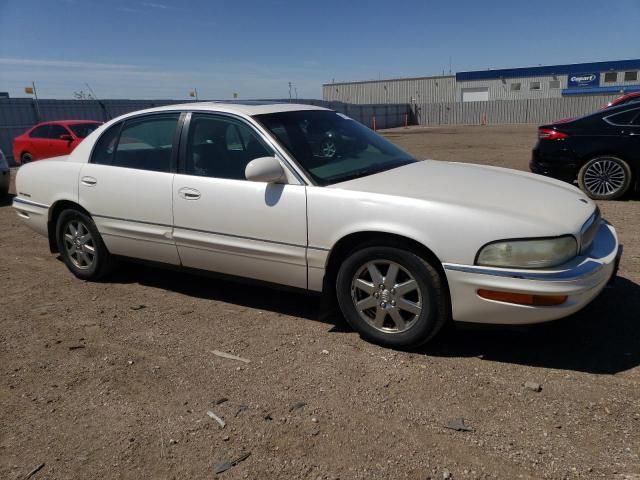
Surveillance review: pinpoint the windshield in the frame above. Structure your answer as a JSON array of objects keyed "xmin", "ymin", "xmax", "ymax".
[
  {"xmin": 254, "ymin": 110, "xmax": 416, "ymax": 185},
  {"xmin": 68, "ymin": 122, "xmax": 101, "ymax": 138}
]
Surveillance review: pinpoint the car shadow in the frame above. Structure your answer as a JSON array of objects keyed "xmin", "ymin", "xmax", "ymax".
[
  {"xmin": 105, "ymin": 261, "xmax": 640, "ymax": 375},
  {"xmin": 0, "ymin": 193, "xmax": 15, "ymax": 207},
  {"xmin": 422, "ymin": 276, "xmax": 640, "ymax": 375},
  {"xmin": 107, "ymin": 261, "xmax": 349, "ymax": 329}
]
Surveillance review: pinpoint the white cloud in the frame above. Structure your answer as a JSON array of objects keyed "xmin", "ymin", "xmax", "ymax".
[
  {"xmin": 0, "ymin": 58, "xmax": 139, "ymax": 70},
  {"xmin": 0, "ymin": 57, "xmax": 326, "ymax": 99},
  {"xmin": 141, "ymin": 2, "xmax": 169, "ymax": 9}
]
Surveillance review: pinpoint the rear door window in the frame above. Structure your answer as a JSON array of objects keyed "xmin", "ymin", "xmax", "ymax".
[
  {"xmin": 113, "ymin": 115, "xmax": 179, "ymax": 172},
  {"xmin": 606, "ymin": 108, "xmax": 640, "ymax": 126}
]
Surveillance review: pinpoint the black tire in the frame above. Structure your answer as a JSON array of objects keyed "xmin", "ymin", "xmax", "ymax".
[
  {"xmin": 56, "ymin": 209, "xmax": 115, "ymax": 280},
  {"xmin": 21, "ymin": 152, "xmax": 33, "ymax": 164},
  {"xmin": 336, "ymin": 246, "xmax": 450, "ymax": 348},
  {"xmin": 578, "ymin": 156, "xmax": 632, "ymax": 200}
]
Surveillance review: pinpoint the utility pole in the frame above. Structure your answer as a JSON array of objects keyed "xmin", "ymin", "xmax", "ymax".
[
  {"xmin": 31, "ymin": 81, "xmax": 41, "ymax": 122},
  {"xmin": 288, "ymin": 82, "xmax": 292, "ymax": 102}
]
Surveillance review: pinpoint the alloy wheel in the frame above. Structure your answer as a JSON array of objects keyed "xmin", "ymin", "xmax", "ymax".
[
  {"xmin": 63, "ymin": 219, "xmax": 96, "ymax": 270},
  {"xmin": 321, "ymin": 140, "xmax": 337, "ymax": 158},
  {"xmin": 350, "ymin": 260, "xmax": 425, "ymax": 333},
  {"xmin": 583, "ymin": 159, "xmax": 627, "ymax": 197}
]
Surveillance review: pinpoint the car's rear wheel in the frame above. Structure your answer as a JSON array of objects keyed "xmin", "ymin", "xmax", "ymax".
[
  {"xmin": 578, "ymin": 156, "xmax": 632, "ymax": 200},
  {"xmin": 21, "ymin": 152, "xmax": 33, "ymax": 164},
  {"xmin": 336, "ymin": 246, "xmax": 449, "ymax": 348},
  {"xmin": 56, "ymin": 209, "xmax": 114, "ymax": 280}
]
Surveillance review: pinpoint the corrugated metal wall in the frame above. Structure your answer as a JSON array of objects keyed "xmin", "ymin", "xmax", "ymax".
[
  {"xmin": 456, "ymin": 76, "xmax": 565, "ymax": 100},
  {"xmin": 0, "ymin": 96, "xmax": 624, "ymax": 163},
  {"xmin": 0, "ymin": 98, "xmax": 413, "ymax": 163},
  {"xmin": 415, "ymin": 95, "xmax": 619, "ymax": 126},
  {"xmin": 324, "ymin": 72, "xmax": 640, "ymax": 104},
  {"xmin": 323, "ymin": 76, "xmax": 456, "ymax": 104}
]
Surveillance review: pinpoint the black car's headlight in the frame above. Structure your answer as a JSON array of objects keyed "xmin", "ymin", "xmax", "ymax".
[{"xmin": 476, "ymin": 235, "xmax": 578, "ymax": 269}]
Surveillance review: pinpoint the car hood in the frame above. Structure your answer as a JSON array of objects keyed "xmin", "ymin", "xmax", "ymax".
[{"xmin": 331, "ymin": 160, "xmax": 596, "ymax": 233}]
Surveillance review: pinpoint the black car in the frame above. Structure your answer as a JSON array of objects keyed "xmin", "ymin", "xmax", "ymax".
[{"xmin": 531, "ymin": 103, "xmax": 640, "ymax": 200}]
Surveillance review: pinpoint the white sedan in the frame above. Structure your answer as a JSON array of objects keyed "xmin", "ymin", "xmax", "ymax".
[{"xmin": 13, "ymin": 102, "xmax": 621, "ymax": 347}]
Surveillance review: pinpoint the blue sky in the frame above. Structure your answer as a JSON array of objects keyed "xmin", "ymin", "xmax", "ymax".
[{"xmin": 0, "ymin": 0, "xmax": 638, "ymax": 100}]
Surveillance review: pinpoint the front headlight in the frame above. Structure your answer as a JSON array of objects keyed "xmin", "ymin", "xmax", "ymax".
[{"xmin": 476, "ymin": 236, "xmax": 578, "ymax": 269}]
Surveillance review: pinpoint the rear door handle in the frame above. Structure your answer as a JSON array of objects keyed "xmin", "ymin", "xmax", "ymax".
[
  {"xmin": 178, "ymin": 187, "xmax": 201, "ymax": 200},
  {"xmin": 81, "ymin": 176, "xmax": 97, "ymax": 186}
]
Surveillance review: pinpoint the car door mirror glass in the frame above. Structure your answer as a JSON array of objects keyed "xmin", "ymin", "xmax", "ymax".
[{"xmin": 245, "ymin": 156, "xmax": 286, "ymax": 183}]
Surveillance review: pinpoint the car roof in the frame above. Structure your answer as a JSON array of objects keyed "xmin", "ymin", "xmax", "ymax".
[
  {"xmin": 618, "ymin": 92, "xmax": 640, "ymax": 99},
  {"xmin": 32, "ymin": 120, "xmax": 102, "ymax": 127},
  {"xmin": 114, "ymin": 101, "xmax": 330, "ymax": 119}
]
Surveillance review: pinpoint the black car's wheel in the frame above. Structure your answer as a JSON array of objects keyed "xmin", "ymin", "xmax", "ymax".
[
  {"xmin": 320, "ymin": 139, "xmax": 337, "ymax": 158},
  {"xmin": 578, "ymin": 156, "xmax": 632, "ymax": 200},
  {"xmin": 21, "ymin": 152, "xmax": 33, "ymax": 164},
  {"xmin": 336, "ymin": 246, "xmax": 449, "ymax": 348},
  {"xmin": 56, "ymin": 209, "xmax": 114, "ymax": 280}
]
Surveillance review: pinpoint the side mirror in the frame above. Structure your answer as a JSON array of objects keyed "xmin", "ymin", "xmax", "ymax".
[
  {"xmin": 60, "ymin": 134, "xmax": 73, "ymax": 142},
  {"xmin": 245, "ymin": 156, "xmax": 286, "ymax": 183}
]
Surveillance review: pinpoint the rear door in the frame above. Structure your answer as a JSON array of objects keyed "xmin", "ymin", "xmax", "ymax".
[
  {"xmin": 172, "ymin": 112, "xmax": 308, "ymax": 288},
  {"xmin": 79, "ymin": 113, "xmax": 182, "ymax": 265},
  {"xmin": 26, "ymin": 124, "xmax": 51, "ymax": 159}
]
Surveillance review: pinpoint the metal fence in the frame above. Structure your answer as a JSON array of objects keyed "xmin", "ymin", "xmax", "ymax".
[
  {"xmin": 0, "ymin": 95, "xmax": 621, "ymax": 163},
  {"xmin": 414, "ymin": 95, "xmax": 619, "ymax": 126},
  {"xmin": 0, "ymin": 98, "xmax": 413, "ymax": 163}
]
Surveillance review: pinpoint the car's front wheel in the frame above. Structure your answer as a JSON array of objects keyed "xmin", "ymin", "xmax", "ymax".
[
  {"xmin": 578, "ymin": 156, "xmax": 632, "ymax": 200},
  {"xmin": 320, "ymin": 139, "xmax": 337, "ymax": 158},
  {"xmin": 336, "ymin": 246, "xmax": 449, "ymax": 348},
  {"xmin": 56, "ymin": 209, "xmax": 114, "ymax": 280}
]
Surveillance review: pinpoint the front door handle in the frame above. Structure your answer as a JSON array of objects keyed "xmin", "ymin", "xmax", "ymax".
[
  {"xmin": 178, "ymin": 187, "xmax": 201, "ymax": 200},
  {"xmin": 81, "ymin": 176, "xmax": 97, "ymax": 186}
]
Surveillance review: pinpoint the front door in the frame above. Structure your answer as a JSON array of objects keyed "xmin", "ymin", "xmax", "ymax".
[
  {"xmin": 47, "ymin": 124, "xmax": 74, "ymax": 157},
  {"xmin": 172, "ymin": 113, "xmax": 308, "ymax": 288},
  {"xmin": 79, "ymin": 113, "xmax": 181, "ymax": 265}
]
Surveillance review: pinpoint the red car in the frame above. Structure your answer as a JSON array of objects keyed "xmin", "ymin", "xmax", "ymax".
[
  {"xmin": 605, "ymin": 91, "xmax": 640, "ymax": 109},
  {"xmin": 13, "ymin": 120, "xmax": 102, "ymax": 164}
]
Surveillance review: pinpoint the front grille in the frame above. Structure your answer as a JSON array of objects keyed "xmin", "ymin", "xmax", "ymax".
[{"xmin": 580, "ymin": 207, "xmax": 601, "ymax": 254}]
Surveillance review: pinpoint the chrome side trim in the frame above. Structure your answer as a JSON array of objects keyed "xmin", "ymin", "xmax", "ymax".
[
  {"xmin": 91, "ymin": 213, "xmax": 319, "ymax": 250},
  {"xmin": 174, "ymin": 225, "xmax": 306, "ymax": 249},
  {"xmin": 13, "ymin": 198, "xmax": 49, "ymax": 209},
  {"xmin": 93, "ymin": 213, "xmax": 171, "ymax": 228},
  {"xmin": 443, "ymin": 260, "xmax": 605, "ymax": 282}
]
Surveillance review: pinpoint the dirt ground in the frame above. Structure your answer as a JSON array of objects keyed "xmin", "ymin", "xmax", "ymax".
[{"xmin": 1, "ymin": 124, "xmax": 639, "ymax": 480}]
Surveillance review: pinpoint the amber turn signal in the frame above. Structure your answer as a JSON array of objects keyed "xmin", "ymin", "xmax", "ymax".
[{"xmin": 477, "ymin": 289, "xmax": 568, "ymax": 306}]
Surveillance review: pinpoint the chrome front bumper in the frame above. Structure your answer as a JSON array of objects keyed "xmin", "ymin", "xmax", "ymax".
[{"xmin": 443, "ymin": 221, "xmax": 620, "ymax": 325}]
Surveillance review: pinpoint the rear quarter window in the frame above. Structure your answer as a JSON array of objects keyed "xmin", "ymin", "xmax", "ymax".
[{"xmin": 90, "ymin": 122, "xmax": 122, "ymax": 165}]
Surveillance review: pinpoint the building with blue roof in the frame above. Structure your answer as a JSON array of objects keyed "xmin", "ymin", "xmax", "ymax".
[{"xmin": 323, "ymin": 59, "xmax": 640, "ymax": 104}]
